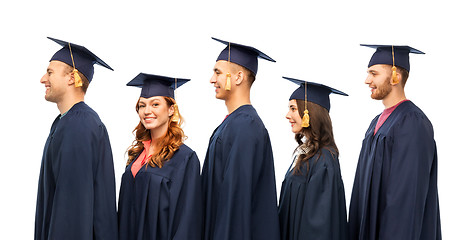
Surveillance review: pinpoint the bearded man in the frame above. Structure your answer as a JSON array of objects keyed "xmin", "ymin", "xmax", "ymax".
[{"xmin": 348, "ymin": 45, "xmax": 442, "ymax": 240}]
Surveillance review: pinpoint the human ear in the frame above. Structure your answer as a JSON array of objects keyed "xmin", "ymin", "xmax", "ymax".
[
  {"xmin": 168, "ymin": 105, "xmax": 175, "ymax": 117},
  {"xmin": 67, "ymin": 71, "xmax": 75, "ymax": 86},
  {"xmin": 235, "ymin": 71, "xmax": 244, "ymax": 85}
]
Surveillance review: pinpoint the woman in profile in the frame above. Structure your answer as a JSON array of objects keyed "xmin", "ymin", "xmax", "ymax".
[
  {"xmin": 278, "ymin": 77, "xmax": 348, "ymax": 240},
  {"xmin": 118, "ymin": 73, "xmax": 202, "ymax": 240}
]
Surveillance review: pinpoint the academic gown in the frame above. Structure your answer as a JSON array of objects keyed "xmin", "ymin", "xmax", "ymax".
[
  {"xmin": 35, "ymin": 102, "xmax": 118, "ymax": 240},
  {"xmin": 278, "ymin": 148, "xmax": 348, "ymax": 240},
  {"xmin": 348, "ymin": 101, "xmax": 442, "ymax": 240},
  {"xmin": 118, "ymin": 144, "xmax": 202, "ymax": 240},
  {"xmin": 201, "ymin": 105, "xmax": 280, "ymax": 240}
]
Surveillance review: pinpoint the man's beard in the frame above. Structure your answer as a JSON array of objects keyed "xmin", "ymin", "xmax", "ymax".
[{"xmin": 371, "ymin": 77, "xmax": 392, "ymax": 100}]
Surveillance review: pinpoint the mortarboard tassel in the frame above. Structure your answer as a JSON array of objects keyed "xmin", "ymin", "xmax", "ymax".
[
  {"xmin": 302, "ymin": 109, "xmax": 310, "ymax": 128},
  {"xmin": 69, "ymin": 42, "xmax": 83, "ymax": 88},
  {"xmin": 172, "ymin": 104, "xmax": 180, "ymax": 122},
  {"xmin": 172, "ymin": 78, "xmax": 180, "ymax": 122},
  {"xmin": 301, "ymin": 81, "xmax": 310, "ymax": 128},
  {"xmin": 73, "ymin": 69, "xmax": 83, "ymax": 87},
  {"xmin": 225, "ymin": 42, "xmax": 232, "ymax": 91},
  {"xmin": 225, "ymin": 73, "xmax": 231, "ymax": 91},
  {"xmin": 391, "ymin": 45, "xmax": 399, "ymax": 84}
]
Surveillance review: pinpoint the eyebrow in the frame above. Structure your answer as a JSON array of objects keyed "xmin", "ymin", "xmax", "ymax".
[{"xmin": 139, "ymin": 98, "xmax": 162, "ymax": 104}]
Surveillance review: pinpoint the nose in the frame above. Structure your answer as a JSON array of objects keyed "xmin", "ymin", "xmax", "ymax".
[
  {"xmin": 285, "ymin": 110, "xmax": 291, "ymax": 120},
  {"xmin": 210, "ymin": 73, "xmax": 217, "ymax": 84},
  {"xmin": 40, "ymin": 73, "xmax": 48, "ymax": 84},
  {"xmin": 143, "ymin": 105, "xmax": 153, "ymax": 115},
  {"xmin": 365, "ymin": 75, "xmax": 372, "ymax": 85}
]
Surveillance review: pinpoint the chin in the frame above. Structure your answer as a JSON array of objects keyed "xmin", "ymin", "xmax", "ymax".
[
  {"xmin": 292, "ymin": 127, "xmax": 302, "ymax": 134},
  {"xmin": 215, "ymin": 93, "xmax": 226, "ymax": 100}
]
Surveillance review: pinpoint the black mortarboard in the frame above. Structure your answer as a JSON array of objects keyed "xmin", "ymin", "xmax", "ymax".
[
  {"xmin": 361, "ymin": 44, "xmax": 425, "ymax": 72},
  {"xmin": 213, "ymin": 37, "xmax": 275, "ymax": 75},
  {"xmin": 48, "ymin": 37, "xmax": 113, "ymax": 83},
  {"xmin": 126, "ymin": 73, "xmax": 190, "ymax": 99},
  {"xmin": 284, "ymin": 76, "xmax": 348, "ymax": 111}
]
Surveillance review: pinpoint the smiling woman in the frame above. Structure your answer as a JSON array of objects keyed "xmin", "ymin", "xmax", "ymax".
[
  {"xmin": 118, "ymin": 73, "xmax": 203, "ymax": 240},
  {"xmin": 127, "ymin": 96, "xmax": 181, "ymax": 168}
]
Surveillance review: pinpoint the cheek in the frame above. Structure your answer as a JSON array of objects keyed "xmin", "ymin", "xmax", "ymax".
[
  {"xmin": 137, "ymin": 109, "xmax": 145, "ymax": 119},
  {"xmin": 293, "ymin": 112, "xmax": 302, "ymax": 122}
]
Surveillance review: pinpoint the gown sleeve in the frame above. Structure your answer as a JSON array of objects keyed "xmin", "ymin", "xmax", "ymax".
[
  {"xmin": 93, "ymin": 124, "xmax": 118, "ymax": 240},
  {"xmin": 300, "ymin": 152, "xmax": 348, "ymax": 240},
  {"xmin": 169, "ymin": 151, "xmax": 203, "ymax": 240},
  {"xmin": 49, "ymin": 117, "xmax": 117, "ymax": 240},
  {"xmin": 378, "ymin": 112, "xmax": 436, "ymax": 239},
  {"xmin": 213, "ymin": 115, "xmax": 280, "ymax": 240}
]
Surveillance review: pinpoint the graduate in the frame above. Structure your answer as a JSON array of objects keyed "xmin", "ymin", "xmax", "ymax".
[
  {"xmin": 348, "ymin": 45, "xmax": 442, "ymax": 239},
  {"xmin": 279, "ymin": 77, "xmax": 348, "ymax": 240},
  {"xmin": 35, "ymin": 37, "xmax": 118, "ymax": 240},
  {"xmin": 201, "ymin": 37, "xmax": 280, "ymax": 240},
  {"xmin": 118, "ymin": 73, "xmax": 202, "ymax": 240}
]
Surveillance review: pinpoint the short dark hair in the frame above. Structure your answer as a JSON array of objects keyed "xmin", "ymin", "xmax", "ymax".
[
  {"xmin": 236, "ymin": 64, "xmax": 256, "ymax": 87},
  {"xmin": 396, "ymin": 66, "xmax": 409, "ymax": 87}
]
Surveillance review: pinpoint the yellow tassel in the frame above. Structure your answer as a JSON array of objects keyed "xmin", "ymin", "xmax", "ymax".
[
  {"xmin": 301, "ymin": 109, "xmax": 310, "ymax": 128},
  {"xmin": 171, "ymin": 104, "xmax": 180, "ymax": 122},
  {"xmin": 225, "ymin": 73, "xmax": 231, "ymax": 91},
  {"xmin": 391, "ymin": 66, "xmax": 399, "ymax": 84},
  {"xmin": 73, "ymin": 69, "xmax": 83, "ymax": 88}
]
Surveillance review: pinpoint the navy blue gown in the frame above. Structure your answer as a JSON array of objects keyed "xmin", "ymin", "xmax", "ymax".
[
  {"xmin": 118, "ymin": 144, "xmax": 202, "ymax": 240},
  {"xmin": 348, "ymin": 101, "xmax": 442, "ymax": 239},
  {"xmin": 278, "ymin": 148, "xmax": 348, "ymax": 240},
  {"xmin": 35, "ymin": 102, "xmax": 118, "ymax": 240},
  {"xmin": 201, "ymin": 105, "xmax": 280, "ymax": 240}
]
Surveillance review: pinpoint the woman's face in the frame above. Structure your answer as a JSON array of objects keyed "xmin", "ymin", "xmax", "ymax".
[
  {"xmin": 286, "ymin": 99, "xmax": 303, "ymax": 134},
  {"xmin": 137, "ymin": 96, "xmax": 174, "ymax": 135}
]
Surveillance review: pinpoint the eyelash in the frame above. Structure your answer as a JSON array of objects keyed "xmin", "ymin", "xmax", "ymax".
[{"xmin": 139, "ymin": 103, "xmax": 159, "ymax": 108}]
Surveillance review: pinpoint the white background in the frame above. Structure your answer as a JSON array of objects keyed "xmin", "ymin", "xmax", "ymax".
[{"xmin": 1, "ymin": 0, "xmax": 452, "ymax": 238}]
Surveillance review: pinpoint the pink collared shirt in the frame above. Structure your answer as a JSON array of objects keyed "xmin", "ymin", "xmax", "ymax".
[
  {"xmin": 374, "ymin": 99, "xmax": 409, "ymax": 135},
  {"xmin": 131, "ymin": 140, "xmax": 152, "ymax": 177}
]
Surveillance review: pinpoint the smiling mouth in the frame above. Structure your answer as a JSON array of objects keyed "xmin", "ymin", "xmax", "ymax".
[{"xmin": 143, "ymin": 117, "xmax": 156, "ymax": 122}]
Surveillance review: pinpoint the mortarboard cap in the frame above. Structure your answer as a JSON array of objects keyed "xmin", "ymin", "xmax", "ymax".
[
  {"xmin": 284, "ymin": 76, "xmax": 348, "ymax": 111},
  {"xmin": 361, "ymin": 44, "xmax": 424, "ymax": 72},
  {"xmin": 127, "ymin": 73, "xmax": 190, "ymax": 99},
  {"xmin": 213, "ymin": 37, "xmax": 275, "ymax": 75},
  {"xmin": 48, "ymin": 37, "xmax": 113, "ymax": 83}
]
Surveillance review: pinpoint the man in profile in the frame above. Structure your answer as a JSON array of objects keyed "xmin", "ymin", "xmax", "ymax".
[
  {"xmin": 201, "ymin": 37, "xmax": 280, "ymax": 240},
  {"xmin": 35, "ymin": 37, "xmax": 118, "ymax": 240},
  {"xmin": 349, "ymin": 44, "xmax": 442, "ymax": 239}
]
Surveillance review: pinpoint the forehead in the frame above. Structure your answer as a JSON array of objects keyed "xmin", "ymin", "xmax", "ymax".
[
  {"xmin": 214, "ymin": 60, "xmax": 229, "ymax": 69},
  {"xmin": 288, "ymin": 99, "xmax": 297, "ymax": 106},
  {"xmin": 139, "ymin": 96, "xmax": 165, "ymax": 102},
  {"xmin": 48, "ymin": 60, "xmax": 70, "ymax": 71},
  {"xmin": 368, "ymin": 64, "xmax": 391, "ymax": 73}
]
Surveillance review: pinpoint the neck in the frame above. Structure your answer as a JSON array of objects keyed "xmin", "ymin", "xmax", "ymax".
[
  {"xmin": 225, "ymin": 88, "xmax": 251, "ymax": 114},
  {"xmin": 149, "ymin": 125, "xmax": 168, "ymax": 147},
  {"xmin": 56, "ymin": 93, "xmax": 85, "ymax": 114},
  {"xmin": 382, "ymin": 88, "xmax": 406, "ymax": 108}
]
